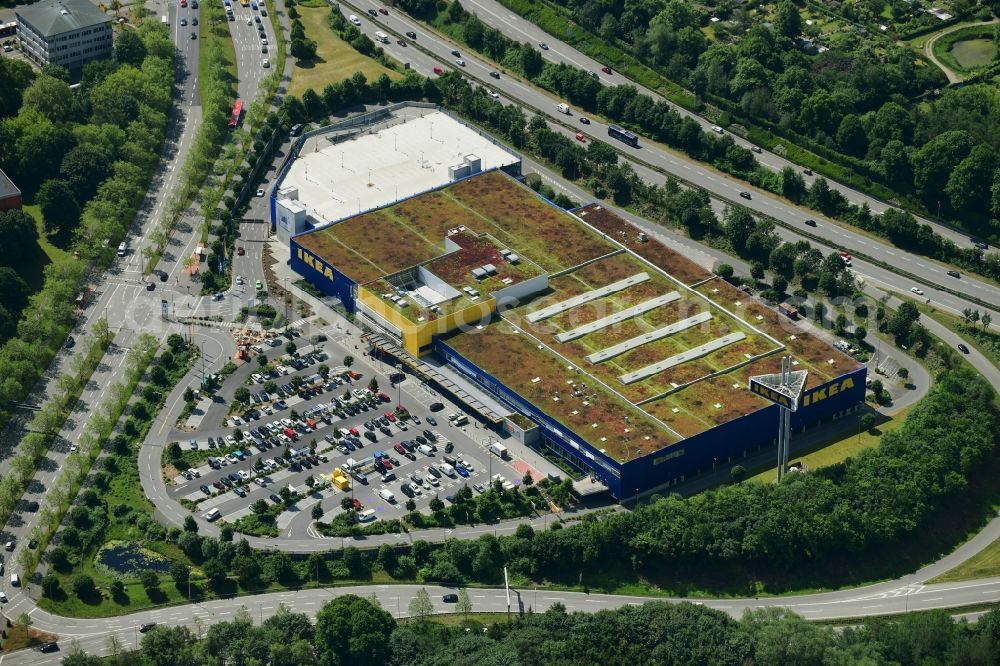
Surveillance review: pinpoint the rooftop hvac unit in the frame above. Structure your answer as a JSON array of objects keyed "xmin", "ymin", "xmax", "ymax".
[{"xmin": 482, "ymin": 263, "xmax": 497, "ymax": 275}]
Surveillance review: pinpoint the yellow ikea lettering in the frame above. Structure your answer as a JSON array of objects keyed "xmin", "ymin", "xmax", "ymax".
[
  {"xmin": 297, "ymin": 248, "xmax": 334, "ymax": 280},
  {"xmin": 802, "ymin": 377, "xmax": 855, "ymax": 408}
]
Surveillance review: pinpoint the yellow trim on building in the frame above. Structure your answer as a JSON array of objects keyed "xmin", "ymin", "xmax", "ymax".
[{"xmin": 357, "ymin": 288, "xmax": 497, "ymax": 355}]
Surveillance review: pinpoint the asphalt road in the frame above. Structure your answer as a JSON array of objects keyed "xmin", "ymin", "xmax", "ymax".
[
  {"xmin": 340, "ymin": 0, "xmax": 1000, "ymax": 323},
  {"xmin": 438, "ymin": 0, "xmax": 988, "ymax": 255}
]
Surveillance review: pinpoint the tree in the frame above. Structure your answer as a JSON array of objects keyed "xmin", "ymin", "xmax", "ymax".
[
  {"xmin": 836, "ymin": 114, "xmax": 868, "ymax": 157},
  {"xmin": 37, "ymin": 178, "xmax": 80, "ymax": 238},
  {"xmin": 341, "ymin": 496, "xmax": 355, "ymax": 512},
  {"xmin": 456, "ymin": 587, "xmax": 473, "ymax": 618},
  {"xmin": 73, "ymin": 573, "xmax": 97, "ymax": 598},
  {"xmin": 114, "ymin": 28, "xmax": 147, "ymax": 66},
  {"xmin": 773, "ymin": 1, "xmax": 802, "ymax": 38},
  {"xmin": 234, "ymin": 387, "xmax": 251, "ymax": 404},
  {"xmin": 286, "ymin": 341, "xmax": 297, "ymax": 355},
  {"xmin": 405, "ymin": 499, "xmax": 417, "ymax": 512},
  {"xmin": 233, "ymin": 428, "xmax": 244, "ymax": 442},
  {"xmin": 183, "ymin": 515, "xmax": 198, "ymax": 533},
  {"xmin": 14, "ymin": 612, "xmax": 32, "ymax": 640},
  {"xmin": 0, "ymin": 209, "xmax": 39, "ymax": 265},
  {"xmin": 257, "ymin": 354, "xmax": 269, "ymax": 367},
  {"xmin": 715, "ymin": 263, "xmax": 734, "ymax": 279},
  {"xmin": 408, "ymin": 587, "xmax": 434, "ymax": 622},
  {"xmin": 22, "ymin": 74, "xmax": 75, "ymax": 123},
  {"xmin": 368, "ymin": 377, "xmax": 379, "ymax": 393},
  {"xmin": 140, "ymin": 570, "xmax": 160, "ymax": 591},
  {"xmin": 312, "ymin": 503, "xmax": 324, "ymax": 521},
  {"xmin": 170, "ymin": 560, "xmax": 190, "ymax": 588},
  {"xmin": 314, "ymin": 595, "xmax": 396, "ymax": 666},
  {"xmin": 730, "ymin": 465, "xmax": 746, "ymax": 483},
  {"xmin": 251, "ymin": 498, "xmax": 269, "ymax": 515},
  {"xmin": 724, "ymin": 206, "xmax": 756, "ymax": 254},
  {"xmin": 947, "ymin": 144, "xmax": 995, "ymax": 212},
  {"xmin": 344, "ymin": 355, "xmax": 354, "ymax": 367},
  {"xmin": 42, "ymin": 574, "xmax": 61, "ymax": 598}
]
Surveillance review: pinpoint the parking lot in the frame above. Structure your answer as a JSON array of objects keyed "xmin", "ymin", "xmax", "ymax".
[{"xmin": 168, "ymin": 326, "xmax": 527, "ymax": 538}]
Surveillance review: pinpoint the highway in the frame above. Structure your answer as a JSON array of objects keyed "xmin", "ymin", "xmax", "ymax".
[
  {"xmin": 437, "ymin": 0, "xmax": 987, "ymax": 254},
  {"xmin": 339, "ymin": 0, "xmax": 1000, "ymax": 324}
]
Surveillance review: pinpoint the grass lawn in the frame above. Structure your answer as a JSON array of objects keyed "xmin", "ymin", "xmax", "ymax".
[
  {"xmin": 289, "ymin": 6, "xmax": 400, "ymax": 98},
  {"xmin": 931, "ymin": 537, "xmax": 1000, "ymax": 583},
  {"xmin": 916, "ymin": 302, "xmax": 1000, "ymax": 368},
  {"xmin": 23, "ymin": 204, "xmax": 74, "ymax": 267},
  {"xmin": 749, "ymin": 406, "xmax": 912, "ymax": 483}
]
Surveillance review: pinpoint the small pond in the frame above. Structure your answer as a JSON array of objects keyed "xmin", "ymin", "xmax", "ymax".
[
  {"xmin": 95, "ymin": 541, "xmax": 171, "ymax": 577},
  {"xmin": 950, "ymin": 38, "xmax": 998, "ymax": 69}
]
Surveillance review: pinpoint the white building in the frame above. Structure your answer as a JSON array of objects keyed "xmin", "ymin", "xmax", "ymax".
[{"xmin": 16, "ymin": 0, "xmax": 112, "ymax": 70}]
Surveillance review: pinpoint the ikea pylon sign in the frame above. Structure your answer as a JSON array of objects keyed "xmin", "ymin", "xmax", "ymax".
[{"xmin": 750, "ymin": 375, "xmax": 857, "ymax": 411}]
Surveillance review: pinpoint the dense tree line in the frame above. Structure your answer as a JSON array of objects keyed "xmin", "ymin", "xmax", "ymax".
[
  {"xmin": 0, "ymin": 24, "xmax": 174, "ymax": 426},
  {"xmin": 64, "ymin": 595, "xmax": 1000, "ymax": 666},
  {"xmin": 478, "ymin": 0, "xmax": 1000, "ymax": 235}
]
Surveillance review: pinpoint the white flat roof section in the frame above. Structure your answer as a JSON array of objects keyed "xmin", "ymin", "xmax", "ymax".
[{"xmin": 282, "ymin": 112, "xmax": 519, "ymax": 227}]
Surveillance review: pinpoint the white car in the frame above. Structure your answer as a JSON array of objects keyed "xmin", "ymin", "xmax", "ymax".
[
  {"xmin": 711, "ymin": 125, "xmax": 724, "ymax": 134},
  {"xmin": 225, "ymin": 435, "xmax": 237, "ymax": 446},
  {"xmin": 911, "ymin": 287, "xmax": 924, "ymax": 295},
  {"xmin": 349, "ymin": 14, "xmax": 361, "ymax": 25},
  {"xmin": 190, "ymin": 468, "xmax": 201, "ymax": 478},
  {"xmin": 253, "ymin": 477, "xmax": 266, "ymax": 486},
  {"xmin": 262, "ymin": 59, "xmax": 270, "ymax": 68},
  {"xmin": 238, "ymin": 470, "xmax": 250, "ymax": 480},
  {"xmin": 256, "ymin": 189, "xmax": 265, "ymax": 197},
  {"xmin": 456, "ymin": 58, "xmax": 466, "ymax": 66},
  {"xmin": 488, "ymin": 91, "xmax": 500, "ymax": 100},
  {"xmin": 261, "ymin": 37, "xmax": 268, "ymax": 45},
  {"xmin": 0, "ymin": 591, "xmax": 7, "ymax": 603}
]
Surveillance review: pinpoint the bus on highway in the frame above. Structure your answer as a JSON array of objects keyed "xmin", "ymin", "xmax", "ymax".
[
  {"xmin": 229, "ymin": 99, "xmax": 243, "ymax": 128},
  {"xmin": 608, "ymin": 125, "xmax": 639, "ymax": 147}
]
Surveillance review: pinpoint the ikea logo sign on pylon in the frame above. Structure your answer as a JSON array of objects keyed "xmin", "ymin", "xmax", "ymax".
[
  {"xmin": 801, "ymin": 377, "xmax": 855, "ymax": 407},
  {"xmin": 297, "ymin": 248, "xmax": 334, "ymax": 280},
  {"xmin": 750, "ymin": 376, "xmax": 856, "ymax": 410}
]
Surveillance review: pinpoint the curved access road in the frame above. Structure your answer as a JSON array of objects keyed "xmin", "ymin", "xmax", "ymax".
[{"xmin": 924, "ymin": 19, "xmax": 999, "ymax": 84}]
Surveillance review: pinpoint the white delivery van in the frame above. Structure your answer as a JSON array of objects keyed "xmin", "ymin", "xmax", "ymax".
[
  {"xmin": 357, "ymin": 508, "xmax": 377, "ymax": 522},
  {"xmin": 374, "ymin": 31, "xmax": 389, "ymax": 44},
  {"xmin": 438, "ymin": 463, "xmax": 456, "ymax": 478},
  {"xmin": 489, "ymin": 442, "xmax": 508, "ymax": 459},
  {"xmin": 10, "ymin": 573, "xmax": 19, "ymax": 586},
  {"xmin": 557, "ymin": 103, "xmax": 570, "ymax": 114},
  {"xmin": 417, "ymin": 444, "xmax": 433, "ymax": 456},
  {"xmin": 161, "ymin": 15, "xmax": 168, "ymax": 25},
  {"xmin": 452, "ymin": 414, "xmax": 469, "ymax": 426},
  {"xmin": 378, "ymin": 488, "xmax": 396, "ymax": 503}
]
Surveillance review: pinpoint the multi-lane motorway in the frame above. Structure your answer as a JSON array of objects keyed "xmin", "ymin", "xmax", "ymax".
[{"xmin": 339, "ymin": 0, "xmax": 1000, "ymax": 324}]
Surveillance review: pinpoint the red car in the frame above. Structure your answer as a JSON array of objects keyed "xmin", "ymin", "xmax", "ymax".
[
  {"xmin": 180, "ymin": 0, "xmax": 187, "ymax": 6},
  {"xmin": 384, "ymin": 412, "xmax": 396, "ymax": 422},
  {"xmin": 393, "ymin": 443, "xmax": 406, "ymax": 455},
  {"xmin": 237, "ymin": 247, "xmax": 245, "ymax": 256},
  {"xmin": 349, "ymin": 371, "xmax": 361, "ymax": 380},
  {"xmin": 575, "ymin": 132, "xmax": 586, "ymax": 142},
  {"xmin": 601, "ymin": 66, "xmax": 612, "ymax": 75},
  {"xmin": 433, "ymin": 66, "xmax": 443, "ymax": 75},
  {"xmin": 349, "ymin": 427, "xmax": 360, "ymax": 436},
  {"xmin": 379, "ymin": 392, "xmax": 390, "ymax": 403},
  {"xmin": 382, "ymin": 458, "xmax": 393, "ymax": 470},
  {"xmin": 378, "ymin": 7, "xmax": 388, "ymax": 14},
  {"xmin": 352, "ymin": 498, "xmax": 362, "ymax": 509}
]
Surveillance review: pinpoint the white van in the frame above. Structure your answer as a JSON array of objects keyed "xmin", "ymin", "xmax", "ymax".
[
  {"xmin": 557, "ymin": 103, "xmax": 571, "ymax": 115},
  {"xmin": 374, "ymin": 31, "xmax": 389, "ymax": 44},
  {"xmin": 204, "ymin": 508, "xmax": 221, "ymax": 521},
  {"xmin": 378, "ymin": 488, "xmax": 396, "ymax": 503},
  {"xmin": 161, "ymin": 15, "xmax": 168, "ymax": 25},
  {"xmin": 417, "ymin": 444, "xmax": 433, "ymax": 456},
  {"xmin": 117, "ymin": 241, "xmax": 127, "ymax": 256},
  {"xmin": 357, "ymin": 508, "xmax": 377, "ymax": 522},
  {"xmin": 438, "ymin": 463, "xmax": 456, "ymax": 478},
  {"xmin": 10, "ymin": 573, "xmax": 19, "ymax": 587},
  {"xmin": 452, "ymin": 414, "xmax": 469, "ymax": 426}
]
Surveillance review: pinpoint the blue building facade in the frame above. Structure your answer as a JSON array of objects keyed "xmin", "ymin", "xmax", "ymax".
[{"xmin": 434, "ymin": 337, "xmax": 866, "ymax": 499}]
